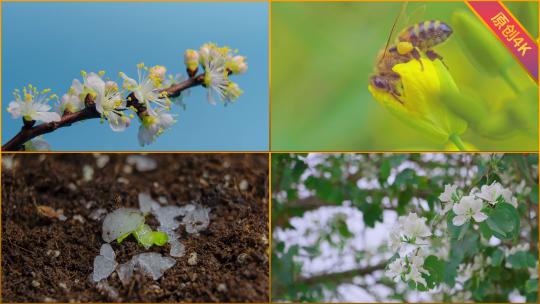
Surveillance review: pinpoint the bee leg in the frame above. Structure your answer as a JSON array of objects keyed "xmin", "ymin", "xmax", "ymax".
[
  {"xmin": 390, "ymin": 88, "xmax": 404, "ymax": 104},
  {"xmin": 391, "ymin": 92, "xmax": 404, "ymax": 104},
  {"xmin": 410, "ymin": 48, "xmax": 424, "ymax": 71},
  {"xmin": 426, "ymin": 50, "xmax": 449, "ymax": 69}
]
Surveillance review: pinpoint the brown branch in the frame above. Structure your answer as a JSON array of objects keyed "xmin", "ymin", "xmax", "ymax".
[
  {"xmin": 298, "ymin": 262, "xmax": 386, "ymax": 286},
  {"xmin": 2, "ymin": 74, "xmax": 205, "ymax": 151}
]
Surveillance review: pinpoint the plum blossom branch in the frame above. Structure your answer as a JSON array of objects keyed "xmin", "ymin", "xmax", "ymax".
[
  {"xmin": 2, "ymin": 76, "xmax": 203, "ymax": 151},
  {"xmin": 3, "ymin": 42, "xmax": 248, "ymax": 151}
]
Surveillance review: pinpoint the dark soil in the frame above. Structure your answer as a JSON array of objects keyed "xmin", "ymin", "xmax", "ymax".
[{"xmin": 1, "ymin": 153, "xmax": 269, "ymax": 302}]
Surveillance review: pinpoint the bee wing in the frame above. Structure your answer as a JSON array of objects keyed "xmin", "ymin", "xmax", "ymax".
[
  {"xmin": 380, "ymin": 2, "xmax": 408, "ymax": 61},
  {"xmin": 403, "ymin": 4, "xmax": 426, "ymax": 29}
]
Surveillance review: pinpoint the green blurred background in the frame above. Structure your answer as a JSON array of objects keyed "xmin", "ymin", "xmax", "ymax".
[{"xmin": 271, "ymin": 1, "xmax": 538, "ymax": 151}]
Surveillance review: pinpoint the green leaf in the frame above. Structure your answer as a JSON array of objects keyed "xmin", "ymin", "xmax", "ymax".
[
  {"xmin": 486, "ymin": 203, "xmax": 520, "ymax": 240},
  {"xmin": 530, "ymin": 184, "xmax": 538, "ymax": 204},
  {"xmin": 490, "ymin": 249, "xmax": 504, "ymax": 267},
  {"xmin": 507, "ymin": 251, "xmax": 536, "ymax": 269},
  {"xmin": 394, "ymin": 168, "xmax": 416, "ymax": 186},
  {"xmin": 526, "ymin": 279, "xmax": 538, "ymax": 293},
  {"xmin": 379, "ymin": 159, "xmax": 391, "ymax": 183},
  {"xmin": 362, "ymin": 202, "xmax": 383, "ymax": 228},
  {"xmin": 423, "ymin": 255, "xmax": 445, "ymax": 289},
  {"xmin": 443, "ymin": 260, "xmax": 459, "ymax": 286}
]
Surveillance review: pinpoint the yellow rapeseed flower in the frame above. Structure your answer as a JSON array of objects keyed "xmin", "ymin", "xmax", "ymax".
[{"xmin": 369, "ymin": 57, "xmax": 467, "ymax": 147}]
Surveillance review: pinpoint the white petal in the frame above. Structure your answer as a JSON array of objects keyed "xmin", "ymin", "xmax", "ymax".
[
  {"xmin": 472, "ymin": 212, "xmax": 488, "ymax": 222},
  {"xmin": 453, "ymin": 202, "xmax": 467, "ymax": 216},
  {"xmin": 7, "ymin": 101, "xmax": 22, "ymax": 118},
  {"xmin": 452, "ymin": 215, "xmax": 468, "ymax": 226},
  {"xmin": 34, "ymin": 111, "xmax": 61, "ymax": 123},
  {"xmin": 108, "ymin": 113, "xmax": 129, "ymax": 132}
]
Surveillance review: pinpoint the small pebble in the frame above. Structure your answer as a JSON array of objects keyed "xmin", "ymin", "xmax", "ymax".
[
  {"xmin": 123, "ymin": 165, "xmax": 133, "ymax": 174},
  {"xmin": 32, "ymin": 280, "xmax": 40, "ymax": 288},
  {"xmin": 239, "ymin": 179, "xmax": 249, "ymax": 191},
  {"xmin": 82, "ymin": 165, "xmax": 94, "ymax": 182},
  {"xmin": 237, "ymin": 253, "xmax": 248, "ymax": 264},
  {"xmin": 199, "ymin": 178, "xmax": 209, "ymax": 187},
  {"xmin": 117, "ymin": 177, "xmax": 130, "ymax": 184},
  {"xmin": 73, "ymin": 215, "xmax": 85, "ymax": 223},
  {"xmin": 85, "ymin": 201, "xmax": 95, "ymax": 209},
  {"xmin": 217, "ymin": 283, "xmax": 228, "ymax": 292},
  {"xmin": 94, "ymin": 154, "xmax": 110, "ymax": 168},
  {"xmin": 158, "ymin": 196, "xmax": 167, "ymax": 204},
  {"xmin": 68, "ymin": 183, "xmax": 77, "ymax": 191},
  {"xmin": 89, "ymin": 208, "xmax": 107, "ymax": 221},
  {"xmin": 46, "ymin": 249, "xmax": 60, "ymax": 258},
  {"xmin": 188, "ymin": 252, "xmax": 198, "ymax": 266},
  {"xmin": 43, "ymin": 297, "xmax": 56, "ymax": 303}
]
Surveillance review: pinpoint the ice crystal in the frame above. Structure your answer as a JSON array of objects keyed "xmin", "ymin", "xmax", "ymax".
[
  {"xmin": 102, "ymin": 208, "xmax": 144, "ymax": 243},
  {"xmin": 117, "ymin": 253, "xmax": 176, "ymax": 284},
  {"xmin": 92, "ymin": 244, "xmax": 118, "ymax": 282}
]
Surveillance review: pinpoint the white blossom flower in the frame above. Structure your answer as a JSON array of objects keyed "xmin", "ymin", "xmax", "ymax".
[
  {"xmin": 85, "ymin": 73, "xmax": 130, "ymax": 132},
  {"xmin": 7, "ymin": 85, "xmax": 61, "ymax": 123},
  {"xmin": 59, "ymin": 79, "xmax": 85, "ymax": 114},
  {"xmin": 138, "ymin": 111, "xmax": 176, "ymax": 146},
  {"xmin": 24, "ymin": 137, "xmax": 51, "ymax": 151},
  {"xmin": 405, "ymin": 249, "xmax": 429, "ymax": 287},
  {"xmin": 439, "ymin": 184, "xmax": 458, "ymax": 203},
  {"xmin": 199, "ymin": 43, "xmax": 243, "ymax": 104},
  {"xmin": 389, "ymin": 228, "xmax": 403, "ymax": 252},
  {"xmin": 515, "ymin": 180, "xmax": 531, "ymax": 196},
  {"xmin": 501, "ymin": 188, "xmax": 518, "ymax": 208},
  {"xmin": 386, "ymin": 258, "xmax": 405, "ymax": 282},
  {"xmin": 120, "ymin": 63, "xmax": 171, "ymax": 114},
  {"xmin": 475, "ymin": 182, "xmax": 504, "ymax": 205},
  {"xmin": 452, "ymin": 195, "xmax": 487, "ymax": 226},
  {"xmin": 399, "ymin": 213, "xmax": 432, "ymax": 241},
  {"xmin": 226, "ymin": 55, "xmax": 248, "ymax": 74}
]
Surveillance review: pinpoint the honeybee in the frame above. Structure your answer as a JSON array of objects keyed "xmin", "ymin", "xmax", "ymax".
[{"xmin": 369, "ymin": 4, "xmax": 453, "ymax": 103}]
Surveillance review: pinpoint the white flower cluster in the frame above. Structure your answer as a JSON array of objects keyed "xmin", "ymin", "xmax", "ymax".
[
  {"xmin": 184, "ymin": 42, "xmax": 248, "ymax": 105},
  {"xmin": 387, "ymin": 213, "xmax": 432, "ymax": 287},
  {"xmin": 439, "ymin": 182, "xmax": 518, "ymax": 227},
  {"xmin": 7, "ymin": 42, "xmax": 248, "ymax": 148}
]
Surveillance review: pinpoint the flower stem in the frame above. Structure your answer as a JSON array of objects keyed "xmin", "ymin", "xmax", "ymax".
[{"xmin": 449, "ymin": 134, "xmax": 467, "ymax": 151}]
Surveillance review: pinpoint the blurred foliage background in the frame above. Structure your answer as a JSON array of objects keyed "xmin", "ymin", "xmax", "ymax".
[
  {"xmin": 271, "ymin": 2, "xmax": 538, "ymax": 151},
  {"xmin": 271, "ymin": 153, "xmax": 538, "ymax": 302}
]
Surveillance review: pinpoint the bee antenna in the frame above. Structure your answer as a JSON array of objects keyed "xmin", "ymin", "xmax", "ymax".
[{"xmin": 381, "ymin": 2, "xmax": 407, "ymax": 61}]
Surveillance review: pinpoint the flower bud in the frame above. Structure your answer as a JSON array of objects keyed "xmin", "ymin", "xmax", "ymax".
[
  {"xmin": 149, "ymin": 65, "xmax": 166, "ymax": 87},
  {"xmin": 184, "ymin": 49, "xmax": 199, "ymax": 77},
  {"xmin": 227, "ymin": 55, "xmax": 248, "ymax": 74}
]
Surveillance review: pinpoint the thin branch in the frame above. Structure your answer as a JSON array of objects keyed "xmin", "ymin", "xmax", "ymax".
[
  {"xmin": 2, "ymin": 74, "xmax": 205, "ymax": 151},
  {"xmin": 300, "ymin": 262, "xmax": 386, "ymax": 286}
]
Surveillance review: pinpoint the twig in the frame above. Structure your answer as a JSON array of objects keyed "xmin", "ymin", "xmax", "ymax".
[{"xmin": 2, "ymin": 74, "xmax": 205, "ymax": 151}]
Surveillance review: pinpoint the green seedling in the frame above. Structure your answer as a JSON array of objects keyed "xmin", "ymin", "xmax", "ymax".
[
  {"xmin": 102, "ymin": 208, "xmax": 168, "ymax": 249},
  {"xmin": 118, "ymin": 223, "xmax": 168, "ymax": 249}
]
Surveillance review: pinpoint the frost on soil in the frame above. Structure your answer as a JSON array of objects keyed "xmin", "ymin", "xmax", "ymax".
[
  {"xmin": 92, "ymin": 244, "xmax": 118, "ymax": 282},
  {"xmin": 102, "ymin": 208, "xmax": 144, "ymax": 243},
  {"xmin": 117, "ymin": 253, "xmax": 176, "ymax": 285},
  {"xmin": 93, "ymin": 193, "xmax": 211, "ymax": 285}
]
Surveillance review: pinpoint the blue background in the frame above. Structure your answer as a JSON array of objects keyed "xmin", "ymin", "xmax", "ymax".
[{"xmin": 2, "ymin": 2, "xmax": 269, "ymax": 151}]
